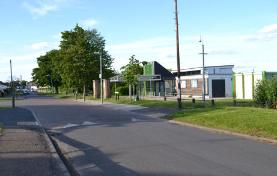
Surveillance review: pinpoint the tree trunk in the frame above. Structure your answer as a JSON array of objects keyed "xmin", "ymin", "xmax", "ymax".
[
  {"xmin": 132, "ymin": 85, "xmax": 135, "ymax": 99},
  {"xmin": 55, "ymin": 86, "xmax": 59, "ymax": 94},
  {"xmin": 83, "ymin": 84, "xmax": 86, "ymax": 102},
  {"xmin": 129, "ymin": 84, "xmax": 132, "ymax": 99}
]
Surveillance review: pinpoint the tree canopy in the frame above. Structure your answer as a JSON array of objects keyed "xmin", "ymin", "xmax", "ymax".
[
  {"xmin": 121, "ymin": 55, "xmax": 143, "ymax": 86},
  {"xmin": 32, "ymin": 25, "xmax": 114, "ymax": 93}
]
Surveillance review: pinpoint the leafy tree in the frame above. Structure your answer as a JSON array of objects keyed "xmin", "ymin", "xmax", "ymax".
[
  {"xmin": 32, "ymin": 50, "xmax": 62, "ymax": 93},
  {"xmin": 121, "ymin": 55, "xmax": 143, "ymax": 98},
  {"xmin": 59, "ymin": 25, "xmax": 114, "ymax": 96}
]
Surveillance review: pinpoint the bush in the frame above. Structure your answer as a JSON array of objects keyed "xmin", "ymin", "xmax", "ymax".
[
  {"xmin": 254, "ymin": 79, "xmax": 277, "ymax": 108},
  {"xmin": 111, "ymin": 83, "xmax": 129, "ymax": 96}
]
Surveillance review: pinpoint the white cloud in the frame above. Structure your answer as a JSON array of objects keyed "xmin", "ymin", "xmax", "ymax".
[
  {"xmin": 25, "ymin": 41, "xmax": 59, "ymax": 51},
  {"xmin": 22, "ymin": 0, "xmax": 70, "ymax": 17},
  {"xmin": 259, "ymin": 24, "xmax": 277, "ymax": 34},
  {"xmin": 241, "ymin": 24, "xmax": 277, "ymax": 42},
  {"xmin": 0, "ymin": 53, "xmax": 41, "ymax": 81},
  {"xmin": 30, "ymin": 42, "xmax": 49, "ymax": 50},
  {"xmin": 209, "ymin": 49, "xmax": 238, "ymax": 55},
  {"xmin": 79, "ymin": 19, "xmax": 98, "ymax": 29}
]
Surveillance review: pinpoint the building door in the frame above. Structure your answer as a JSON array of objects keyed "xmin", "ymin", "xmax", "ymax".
[{"xmin": 212, "ymin": 80, "xmax": 225, "ymax": 97}]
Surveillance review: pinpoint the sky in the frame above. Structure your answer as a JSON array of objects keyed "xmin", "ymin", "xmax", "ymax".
[{"xmin": 0, "ymin": 0, "xmax": 277, "ymax": 81}]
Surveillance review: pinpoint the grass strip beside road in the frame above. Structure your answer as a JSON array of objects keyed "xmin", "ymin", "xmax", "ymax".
[
  {"xmin": 0, "ymin": 123, "xmax": 3, "ymax": 136},
  {"xmin": 42, "ymin": 93, "xmax": 277, "ymax": 140},
  {"xmin": 169, "ymin": 107, "xmax": 277, "ymax": 140}
]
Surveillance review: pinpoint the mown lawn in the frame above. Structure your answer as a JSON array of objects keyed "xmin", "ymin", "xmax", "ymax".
[
  {"xmin": 45, "ymin": 94, "xmax": 277, "ymax": 139},
  {"xmin": 169, "ymin": 107, "xmax": 277, "ymax": 139},
  {"xmin": 101, "ymin": 97, "xmax": 256, "ymax": 109}
]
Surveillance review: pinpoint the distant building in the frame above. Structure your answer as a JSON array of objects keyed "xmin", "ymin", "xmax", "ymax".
[
  {"xmin": 141, "ymin": 61, "xmax": 176, "ymax": 96},
  {"xmin": 109, "ymin": 61, "xmax": 176, "ymax": 96},
  {"xmin": 26, "ymin": 82, "xmax": 38, "ymax": 91},
  {"xmin": 233, "ymin": 71, "xmax": 277, "ymax": 99},
  {"xmin": 172, "ymin": 65, "xmax": 234, "ymax": 99}
]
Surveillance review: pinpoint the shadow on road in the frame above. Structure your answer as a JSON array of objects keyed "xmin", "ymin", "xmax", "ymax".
[{"xmin": 52, "ymin": 130, "xmax": 209, "ymax": 176}]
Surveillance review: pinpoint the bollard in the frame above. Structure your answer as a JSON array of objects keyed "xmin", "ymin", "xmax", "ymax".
[
  {"xmin": 233, "ymin": 99, "xmax": 237, "ymax": 106},
  {"xmin": 211, "ymin": 99, "xmax": 215, "ymax": 106}
]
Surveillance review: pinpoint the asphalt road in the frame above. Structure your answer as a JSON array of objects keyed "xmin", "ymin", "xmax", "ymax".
[{"xmin": 17, "ymin": 96, "xmax": 277, "ymax": 176}]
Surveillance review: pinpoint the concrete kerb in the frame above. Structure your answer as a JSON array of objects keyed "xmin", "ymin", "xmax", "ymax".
[
  {"xmin": 169, "ymin": 120, "xmax": 277, "ymax": 145},
  {"xmin": 30, "ymin": 110, "xmax": 71, "ymax": 176}
]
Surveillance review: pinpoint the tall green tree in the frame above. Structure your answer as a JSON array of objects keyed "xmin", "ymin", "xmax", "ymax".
[
  {"xmin": 32, "ymin": 50, "xmax": 62, "ymax": 93},
  {"xmin": 121, "ymin": 55, "xmax": 143, "ymax": 98},
  {"xmin": 59, "ymin": 25, "xmax": 114, "ymax": 94}
]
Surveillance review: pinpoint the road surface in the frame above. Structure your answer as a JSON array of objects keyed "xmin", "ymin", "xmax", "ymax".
[{"xmin": 16, "ymin": 95, "xmax": 277, "ymax": 176}]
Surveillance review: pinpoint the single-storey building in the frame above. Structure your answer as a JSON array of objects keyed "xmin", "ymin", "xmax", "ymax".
[
  {"xmin": 140, "ymin": 61, "xmax": 176, "ymax": 96},
  {"xmin": 173, "ymin": 65, "xmax": 234, "ymax": 98}
]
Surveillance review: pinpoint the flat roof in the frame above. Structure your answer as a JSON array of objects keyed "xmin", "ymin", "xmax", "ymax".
[{"xmin": 171, "ymin": 65, "xmax": 234, "ymax": 73}]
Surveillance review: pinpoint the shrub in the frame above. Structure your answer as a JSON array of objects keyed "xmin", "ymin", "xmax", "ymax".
[{"xmin": 254, "ymin": 78, "xmax": 277, "ymax": 108}]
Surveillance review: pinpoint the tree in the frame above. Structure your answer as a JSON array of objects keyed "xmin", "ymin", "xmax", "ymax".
[
  {"xmin": 121, "ymin": 55, "xmax": 143, "ymax": 98},
  {"xmin": 32, "ymin": 50, "xmax": 62, "ymax": 93},
  {"xmin": 59, "ymin": 25, "xmax": 114, "ymax": 98}
]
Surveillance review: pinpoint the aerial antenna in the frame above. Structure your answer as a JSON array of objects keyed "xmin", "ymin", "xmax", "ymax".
[{"xmin": 199, "ymin": 35, "xmax": 202, "ymax": 43}]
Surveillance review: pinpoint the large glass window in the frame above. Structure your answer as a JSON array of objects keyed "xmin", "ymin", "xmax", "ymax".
[
  {"xmin": 181, "ymin": 80, "xmax": 186, "ymax": 88},
  {"xmin": 191, "ymin": 79, "xmax": 198, "ymax": 88}
]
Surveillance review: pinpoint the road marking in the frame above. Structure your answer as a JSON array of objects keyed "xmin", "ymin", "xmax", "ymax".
[
  {"xmin": 82, "ymin": 121, "xmax": 96, "ymax": 126},
  {"xmin": 17, "ymin": 121, "xmax": 39, "ymax": 126},
  {"xmin": 53, "ymin": 121, "xmax": 97, "ymax": 130}
]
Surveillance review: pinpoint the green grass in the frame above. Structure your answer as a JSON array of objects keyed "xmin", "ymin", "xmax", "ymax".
[
  {"xmin": 169, "ymin": 107, "xmax": 277, "ymax": 139},
  {"xmin": 0, "ymin": 123, "xmax": 3, "ymax": 136},
  {"xmin": 94, "ymin": 97, "xmax": 256, "ymax": 109},
  {"xmin": 104, "ymin": 98, "xmax": 180, "ymax": 109},
  {"xmin": 41, "ymin": 93, "xmax": 277, "ymax": 139},
  {"xmin": 0, "ymin": 98, "xmax": 11, "ymax": 101},
  {"xmin": 37, "ymin": 92, "xmax": 75, "ymax": 99}
]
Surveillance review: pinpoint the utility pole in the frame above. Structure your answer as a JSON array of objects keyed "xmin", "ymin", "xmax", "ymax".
[
  {"xmin": 174, "ymin": 0, "xmax": 182, "ymax": 109},
  {"xmin": 94, "ymin": 52, "xmax": 103, "ymax": 104},
  {"xmin": 199, "ymin": 36, "xmax": 208, "ymax": 102},
  {"xmin": 10, "ymin": 60, "xmax": 15, "ymax": 108}
]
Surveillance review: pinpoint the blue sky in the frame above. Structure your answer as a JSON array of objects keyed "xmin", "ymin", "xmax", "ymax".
[{"xmin": 0, "ymin": 0, "xmax": 277, "ymax": 81}]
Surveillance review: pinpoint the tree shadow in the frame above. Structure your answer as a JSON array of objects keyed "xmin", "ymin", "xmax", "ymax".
[{"xmin": 52, "ymin": 131, "xmax": 214, "ymax": 176}]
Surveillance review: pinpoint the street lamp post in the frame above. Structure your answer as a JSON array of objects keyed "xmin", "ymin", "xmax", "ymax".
[
  {"xmin": 10, "ymin": 59, "xmax": 15, "ymax": 108},
  {"xmin": 199, "ymin": 37, "xmax": 208, "ymax": 102},
  {"xmin": 94, "ymin": 52, "xmax": 103, "ymax": 104}
]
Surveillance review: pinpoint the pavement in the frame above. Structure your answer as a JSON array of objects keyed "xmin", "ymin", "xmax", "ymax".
[{"xmin": 0, "ymin": 107, "xmax": 69, "ymax": 176}]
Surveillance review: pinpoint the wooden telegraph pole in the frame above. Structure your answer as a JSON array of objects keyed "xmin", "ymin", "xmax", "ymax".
[{"xmin": 174, "ymin": 0, "xmax": 182, "ymax": 108}]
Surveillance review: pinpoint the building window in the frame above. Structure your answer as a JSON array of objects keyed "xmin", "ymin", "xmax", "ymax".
[
  {"xmin": 191, "ymin": 79, "xmax": 198, "ymax": 88},
  {"xmin": 181, "ymin": 80, "xmax": 186, "ymax": 88}
]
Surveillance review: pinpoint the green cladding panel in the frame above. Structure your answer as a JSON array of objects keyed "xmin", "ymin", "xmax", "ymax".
[
  {"xmin": 143, "ymin": 63, "xmax": 153, "ymax": 75},
  {"xmin": 263, "ymin": 72, "xmax": 277, "ymax": 80}
]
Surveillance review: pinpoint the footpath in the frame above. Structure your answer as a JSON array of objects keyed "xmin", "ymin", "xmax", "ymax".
[{"xmin": 0, "ymin": 107, "xmax": 69, "ymax": 176}]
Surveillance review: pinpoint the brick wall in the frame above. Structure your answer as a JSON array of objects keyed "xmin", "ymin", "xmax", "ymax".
[{"xmin": 181, "ymin": 78, "xmax": 208, "ymax": 96}]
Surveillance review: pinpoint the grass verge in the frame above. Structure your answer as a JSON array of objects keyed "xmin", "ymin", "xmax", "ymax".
[
  {"xmin": 169, "ymin": 107, "xmax": 277, "ymax": 140},
  {"xmin": 41, "ymin": 93, "xmax": 277, "ymax": 139},
  {"xmin": 0, "ymin": 123, "xmax": 3, "ymax": 136},
  {"xmin": 37, "ymin": 92, "xmax": 75, "ymax": 99}
]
